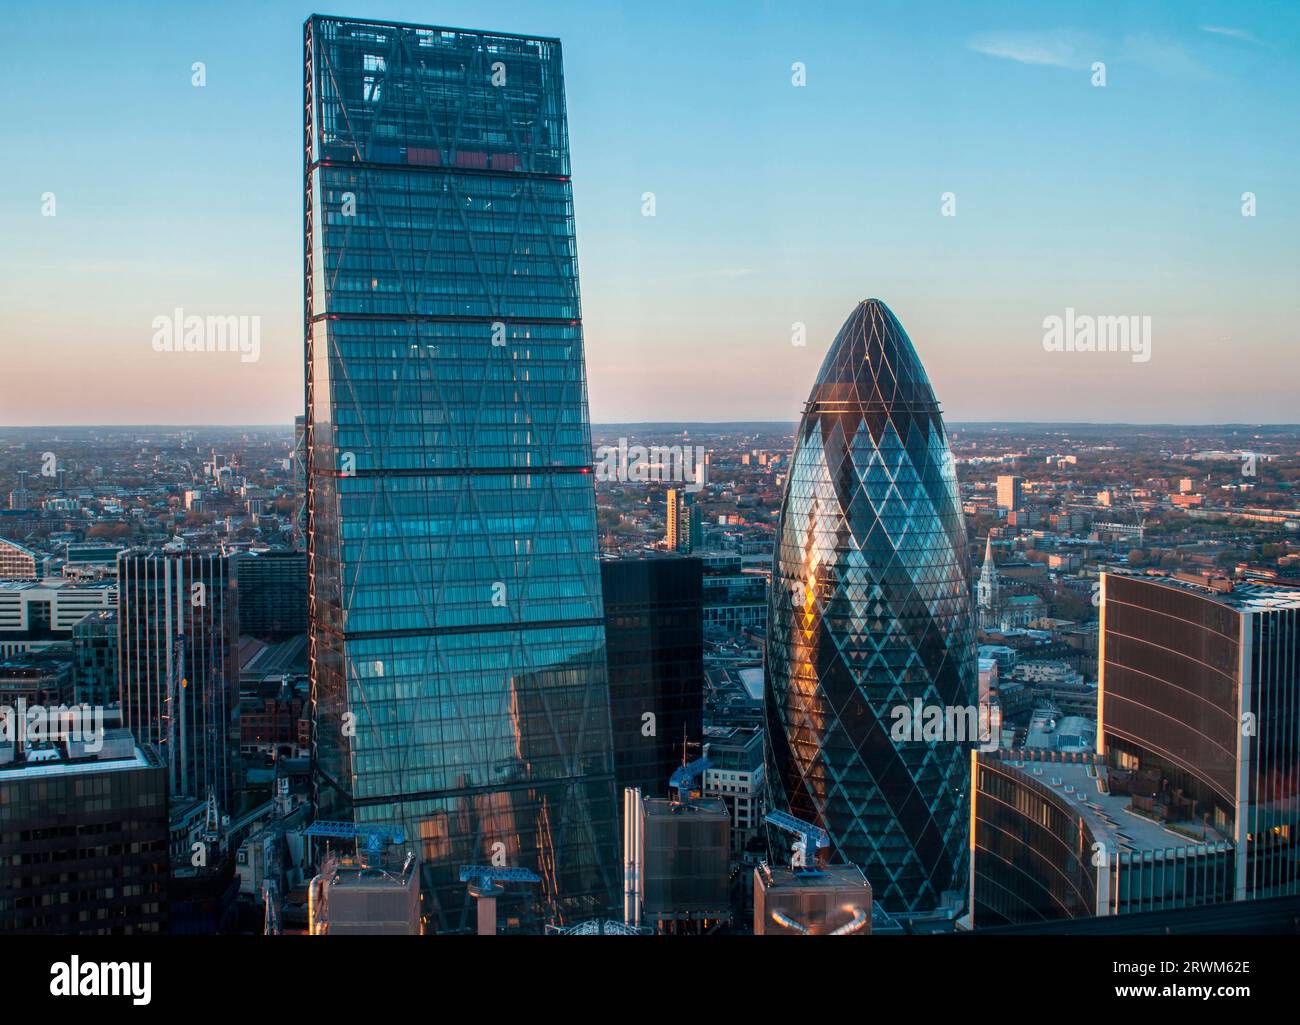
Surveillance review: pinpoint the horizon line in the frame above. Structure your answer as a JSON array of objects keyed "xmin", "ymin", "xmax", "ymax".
[{"xmin": 2, "ymin": 420, "xmax": 1299, "ymax": 431}]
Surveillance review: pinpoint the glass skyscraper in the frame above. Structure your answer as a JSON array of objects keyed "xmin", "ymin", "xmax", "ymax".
[
  {"xmin": 600, "ymin": 554, "xmax": 705, "ymax": 811},
  {"xmin": 118, "ymin": 549, "xmax": 236, "ymax": 809},
  {"xmin": 303, "ymin": 15, "xmax": 619, "ymax": 933},
  {"xmin": 765, "ymin": 299, "xmax": 977, "ymax": 917}
]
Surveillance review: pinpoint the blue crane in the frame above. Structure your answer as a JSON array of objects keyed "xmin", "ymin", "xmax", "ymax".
[
  {"xmin": 458, "ymin": 865, "xmax": 542, "ymax": 891},
  {"xmin": 304, "ymin": 820, "xmax": 405, "ymax": 868},
  {"xmin": 669, "ymin": 755, "xmax": 711, "ymax": 807},
  {"xmin": 765, "ymin": 811, "xmax": 830, "ymax": 874},
  {"xmin": 459, "ymin": 865, "xmax": 542, "ymax": 935}
]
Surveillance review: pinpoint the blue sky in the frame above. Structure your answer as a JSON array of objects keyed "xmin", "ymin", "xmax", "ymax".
[{"xmin": 2, "ymin": 0, "xmax": 1297, "ymax": 424}]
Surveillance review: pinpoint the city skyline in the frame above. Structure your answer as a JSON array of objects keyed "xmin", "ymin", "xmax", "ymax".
[
  {"xmin": 4, "ymin": 0, "xmax": 1298, "ymax": 426},
  {"xmin": 3, "ymin": 0, "xmax": 1300, "ymax": 985}
]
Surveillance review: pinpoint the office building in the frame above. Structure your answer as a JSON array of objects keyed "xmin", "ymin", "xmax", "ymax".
[
  {"xmin": 702, "ymin": 725, "xmax": 765, "ymax": 855},
  {"xmin": 971, "ymin": 749, "xmax": 1234, "ymax": 926},
  {"xmin": 304, "ymin": 15, "xmax": 619, "ymax": 932},
  {"xmin": 766, "ymin": 299, "xmax": 977, "ymax": 918},
  {"xmin": 117, "ymin": 549, "xmax": 237, "ymax": 808},
  {"xmin": 231, "ymin": 549, "xmax": 307, "ymax": 642},
  {"xmin": 996, "ymin": 474, "xmax": 1024, "ymax": 512},
  {"xmin": 72, "ymin": 609, "xmax": 118, "ymax": 707},
  {"xmin": 0, "ymin": 537, "xmax": 44, "ymax": 580},
  {"xmin": 629, "ymin": 792, "xmax": 731, "ymax": 933},
  {"xmin": 700, "ymin": 551, "xmax": 767, "ymax": 633},
  {"xmin": 64, "ymin": 543, "xmax": 124, "ymax": 577},
  {"xmin": 1099, "ymin": 573, "xmax": 1300, "ymax": 900},
  {"xmin": 971, "ymin": 573, "xmax": 1300, "ymax": 927},
  {"xmin": 0, "ymin": 729, "xmax": 170, "ymax": 934},
  {"xmin": 0, "ymin": 649, "xmax": 73, "ymax": 706},
  {"xmin": 665, "ymin": 488, "xmax": 702, "ymax": 553},
  {"xmin": 754, "ymin": 862, "xmax": 872, "ymax": 935},
  {"xmin": 308, "ymin": 852, "xmax": 421, "ymax": 936},
  {"xmin": 0, "ymin": 577, "xmax": 117, "ymax": 654},
  {"xmin": 600, "ymin": 554, "xmax": 704, "ymax": 805}
]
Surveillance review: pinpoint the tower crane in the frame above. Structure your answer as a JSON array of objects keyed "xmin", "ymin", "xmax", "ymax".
[
  {"xmin": 303, "ymin": 820, "xmax": 406, "ymax": 869},
  {"xmin": 765, "ymin": 811, "xmax": 830, "ymax": 874},
  {"xmin": 669, "ymin": 755, "xmax": 711, "ymax": 809},
  {"xmin": 458, "ymin": 865, "xmax": 542, "ymax": 935}
]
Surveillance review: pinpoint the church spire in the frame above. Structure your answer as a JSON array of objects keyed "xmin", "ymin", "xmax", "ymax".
[{"xmin": 977, "ymin": 536, "xmax": 998, "ymax": 611}]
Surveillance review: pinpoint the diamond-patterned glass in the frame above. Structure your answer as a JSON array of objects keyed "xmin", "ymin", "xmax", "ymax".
[{"xmin": 765, "ymin": 300, "xmax": 977, "ymax": 915}]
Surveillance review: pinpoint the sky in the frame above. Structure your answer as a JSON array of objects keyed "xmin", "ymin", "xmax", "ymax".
[{"xmin": 1, "ymin": 0, "xmax": 1297, "ymax": 426}]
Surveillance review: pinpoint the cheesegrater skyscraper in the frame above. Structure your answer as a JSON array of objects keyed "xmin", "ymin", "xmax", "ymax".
[{"xmin": 304, "ymin": 15, "xmax": 619, "ymax": 933}]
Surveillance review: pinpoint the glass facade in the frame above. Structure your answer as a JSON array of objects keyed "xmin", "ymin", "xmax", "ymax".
[
  {"xmin": 972, "ymin": 755, "xmax": 1098, "ymax": 925},
  {"xmin": 1101, "ymin": 574, "xmax": 1300, "ymax": 900},
  {"xmin": 600, "ymin": 555, "xmax": 704, "ymax": 808},
  {"xmin": 231, "ymin": 550, "xmax": 307, "ymax": 642},
  {"xmin": 72, "ymin": 609, "xmax": 117, "ymax": 707},
  {"xmin": 117, "ymin": 550, "xmax": 236, "ymax": 808},
  {"xmin": 765, "ymin": 299, "xmax": 976, "ymax": 916},
  {"xmin": 1101, "ymin": 574, "xmax": 1240, "ymax": 819},
  {"xmin": 1246, "ymin": 601, "xmax": 1300, "ymax": 897},
  {"xmin": 304, "ymin": 16, "xmax": 618, "ymax": 933},
  {"xmin": 972, "ymin": 751, "xmax": 1235, "ymax": 926}
]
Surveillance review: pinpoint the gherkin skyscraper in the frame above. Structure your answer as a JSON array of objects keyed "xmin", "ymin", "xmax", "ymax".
[{"xmin": 765, "ymin": 299, "xmax": 976, "ymax": 918}]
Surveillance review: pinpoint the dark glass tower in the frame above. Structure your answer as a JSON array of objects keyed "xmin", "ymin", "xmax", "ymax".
[
  {"xmin": 765, "ymin": 299, "xmax": 976, "ymax": 917},
  {"xmin": 600, "ymin": 554, "xmax": 705, "ymax": 808},
  {"xmin": 231, "ymin": 549, "xmax": 307, "ymax": 642},
  {"xmin": 304, "ymin": 15, "xmax": 618, "ymax": 933}
]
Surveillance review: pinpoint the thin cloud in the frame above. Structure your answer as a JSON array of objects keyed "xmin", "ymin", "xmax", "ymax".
[
  {"xmin": 967, "ymin": 30, "xmax": 1099, "ymax": 69},
  {"xmin": 1199, "ymin": 24, "xmax": 1263, "ymax": 45},
  {"xmin": 969, "ymin": 28, "xmax": 1211, "ymax": 79}
]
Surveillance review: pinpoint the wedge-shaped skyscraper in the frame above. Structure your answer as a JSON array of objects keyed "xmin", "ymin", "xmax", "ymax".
[
  {"xmin": 765, "ymin": 299, "xmax": 976, "ymax": 917},
  {"xmin": 304, "ymin": 15, "xmax": 618, "ymax": 933}
]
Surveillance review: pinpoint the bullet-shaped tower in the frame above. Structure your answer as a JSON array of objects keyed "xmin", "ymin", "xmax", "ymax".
[{"xmin": 765, "ymin": 299, "xmax": 976, "ymax": 917}]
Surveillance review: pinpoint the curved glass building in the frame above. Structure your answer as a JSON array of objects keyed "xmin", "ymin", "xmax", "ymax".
[{"xmin": 765, "ymin": 299, "xmax": 977, "ymax": 916}]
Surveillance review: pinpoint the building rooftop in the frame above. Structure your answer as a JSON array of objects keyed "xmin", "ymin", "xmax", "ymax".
[
  {"xmin": 736, "ymin": 667, "xmax": 764, "ymax": 701},
  {"xmin": 240, "ymin": 633, "xmax": 309, "ymax": 678},
  {"xmin": 0, "ymin": 536, "xmax": 41, "ymax": 557},
  {"xmin": 1024, "ymin": 710, "xmax": 1095, "ymax": 753},
  {"xmin": 994, "ymin": 754, "xmax": 1231, "ymax": 855},
  {"xmin": 0, "ymin": 728, "xmax": 154, "ymax": 781},
  {"xmin": 0, "ymin": 577, "xmax": 117, "ymax": 593},
  {"xmin": 758, "ymin": 862, "xmax": 871, "ymax": 893},
  {"xmin": 642, "ymin": 795, "xmax": 728, "ymax": 820},
  {"xmin": 1109, "ymin": 571, "xmax": 1300, "ymax": 612}
]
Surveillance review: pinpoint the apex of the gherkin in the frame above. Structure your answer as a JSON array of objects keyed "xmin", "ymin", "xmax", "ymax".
[{"xmin": 809, "ymin": 298, "xmax": 939, "ymax": 417}]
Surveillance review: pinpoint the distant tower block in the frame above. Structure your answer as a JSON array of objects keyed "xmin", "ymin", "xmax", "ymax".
[{"xmin": 996, "ymin": 474, "xmax": 1023, "ymax": 511}]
